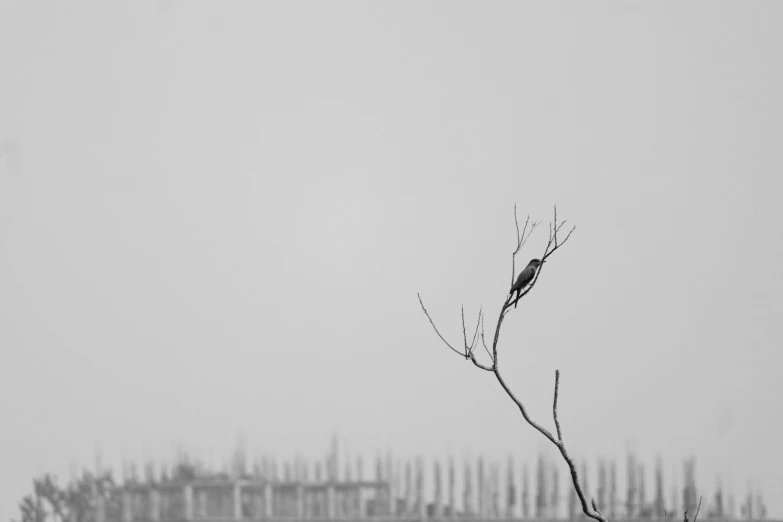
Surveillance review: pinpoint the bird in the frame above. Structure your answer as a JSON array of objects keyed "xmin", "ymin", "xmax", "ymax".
[{"xmin": 509, "ymin": 258, "xmax": 543, "ymax": 308}]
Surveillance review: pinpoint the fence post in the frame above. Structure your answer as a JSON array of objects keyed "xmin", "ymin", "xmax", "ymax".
[
  {"xmin": 433, "ymin": 461, "xmax": 442, "ymax": 520},
  {"xmin": 296, "ymin": 483, "xmax": 305, "ymax": 520},
  {"xmin": 233, "ymin": 481, "xmax": 243, "ymax": 520},
  {"xmin": 264, "ymin": 482, "xmax": 273, "ymax": 519},
  {"xmin": 448, "ymin": 459, "xmax": 455, "ymax": 520},
  {"xmin": 122, "ymin": 490, "xmax": 133, "ymax": 522},
  {"xmin": 183, "ymin": 484, "xmax": 193, "ymax": 521},
  {"xmin": 416, "ymin": 459, "xmax": 426, "ymax": 522},
  {"xmin": 327, "ymin": 483, "xmax": 336, "ymax": 520},
  {"xmin": 149, "ymin": 488, "xmax": 160, "ymax": 522}
]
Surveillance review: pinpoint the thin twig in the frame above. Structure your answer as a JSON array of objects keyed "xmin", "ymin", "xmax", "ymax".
[
  {"xmin": 417, "ymin": 293, "xmax": 466, "ymax": 358},
  {"xmin": 553, "ymin": 370, "xmax": 563, "ymax": 442},
  {"xmin": 480, "ymin": 312, "xmax": 493, "ymax": 363},
  {"xmin": 543, "ymin": 225, "xmax": 576, "ymax": 262},
  {"xmin": 512, "ymin": 206, "xmax": 521, "ymax": 285},
  {"xmin": 693, "ymin": 497, "xmax": 702, "ymax": 522},
  {"xmin": 469, "ymin": 307, "xmax": 482, "ymax": 357},
  {"xmin": 511, "ymin": 206, "xmax": 539, "ymax": 287},
  {"xmin": 461, "ymin": 306, "xmax": 468, "ymax": 358}
]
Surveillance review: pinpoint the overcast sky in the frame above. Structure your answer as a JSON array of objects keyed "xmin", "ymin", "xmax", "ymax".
[{"xmin": 1, "ymin": 2, "xmax": 782, "ymax": 520}]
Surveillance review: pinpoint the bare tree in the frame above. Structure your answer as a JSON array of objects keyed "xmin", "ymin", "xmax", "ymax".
[{"xmin": 418, "ymin": 205, "xmax": 609, "ymax": 522}]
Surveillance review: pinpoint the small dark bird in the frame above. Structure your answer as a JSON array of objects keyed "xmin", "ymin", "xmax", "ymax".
[{"xmin": 509, "ymin": 259, "xmax": 543, "ymax": 308}]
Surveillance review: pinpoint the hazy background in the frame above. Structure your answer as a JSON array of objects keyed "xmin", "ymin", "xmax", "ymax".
[{"xmin": 1, "ymin": 1, "xmax": 782, "ymax": 519}]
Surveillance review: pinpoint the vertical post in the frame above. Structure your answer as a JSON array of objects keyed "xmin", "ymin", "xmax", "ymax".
[
  {"xmin": 448, "ymin": 459, "xmax": 455, "ymax": 520},
  {"xmin": 296, "ymin": 483, "xmax": 304, "ymax": 520},
  {"xmin": 477, "ymin": 457, "xmax": 485, "ymax": 518},
  {"xmin": 264, "ymin": 482, "xmax": 273, "ymax": 519},
  {"xmin": 385, "ymin": 454, "xmax": 395, "ymax": 518},
  {"xmin": 404, "ymin": 461, "xmax": 412, "ymax": 516},
  {"xmin": 183, "ymin": 484, "xmax": 194, "ymax": 521},
  {"xmin": 433, "ymin": 461, "xmax": 442, "ymax": 519},
  {"xmin": 522, "ymin": 462, "xmax": 530, "ymax": 520},
  {"xmin": 149, "ymin": 488, "xmax": 161, "ymax": 522},
  {"xmin": 233, "ymin": 481, "xmax": 243, "ymax": 520},
  {"xmin": 416, "ymin": 459, "xmax": 426, "ymax": 521},
  {"xmin": 505, "ymin": 457, "xmax": 514, "ymax": 520},
  {"xmin": 387, "ymin": 480, "xmax": 394, "ymax": 518},
  {"xmin": 492, "ymin": 462, "xmax": 500, "ymax": 518},
  {"xmin": 198, "ymin": 488, "xmax": 206, "ymax": 520},
  {"xmin": 464, "ymin": 460, "xmax": 473, "ymax": 517},
  {"xmin": 122, "ymin": 490, "xmax": 133, "ymax": 522},
  {"xmin": 550, "ymin": 464, "xmax": 559, "ymax": 520},
  {"xmin": 326, "ymin": 483, "xmax": 336, "ymax": 520}
]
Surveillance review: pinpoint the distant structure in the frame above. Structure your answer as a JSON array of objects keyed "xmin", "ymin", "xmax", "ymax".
[
  {"xmin": 113, "ymin": 476, "xmax": 390, "ymax": 521},
  {"xmin": 13, "ymin": 441, "xmax": 771, "ymax": 522}
]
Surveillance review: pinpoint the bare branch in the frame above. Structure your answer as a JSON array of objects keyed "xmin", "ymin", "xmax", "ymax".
[
  {"xmin": 466, "ymin": 309, "xmax": 493, "ymax": 371},
  {"xmin": 553, "ymin": 370, "xmax": 563, "ymax": 442},
  {"xmin": 591, "ymin": 500, "xmax": 606, "ymax": 521},
  {"xmin": 494, "ymin": 367, "xmax": 557, "ymax": 444},
  {"xmin": 504, "ymin": 207, "xmax": 576, "ymax": 311},
  {"xmin": 693, "ymin": 497, "xmax": 702, "ymax": 522},
  {"xmin": 417, "ymin": 293, "xmax": 467, "ymax": 358},
  {"xmin": 460, "ymin": 306, "xmax": 484, "ymax": 360},
  {"xmin": 542, "ymin": 206, "xmax": 576, "ymax": 262},
  {"xmin": 511, "ymin": 206, "xmax": 540, "ymax": 287},
  {"xmin": 557, "ymin": 439, "xmax": 606, "ymax": 522},
  {"xmin": 418, "ymin": 296, "xmax": 492, "ymax": 371},
  {"xmin": 515, "ymin": 210, "xmax": 537, "ymax": 252},
  {"xmin": 480, "ymin": 312, "xmax": 493, "ymax": 363},
  {"xmin": 461, "ymin": 306, "xmax": 468, "ymax": 357},
  {"xmin": 418, "ymin": 205, "xmax": 601, "ymax": 521},
  {"xmin": 470, "ymin": 356, "xmax": 493, "ymax": 372},
  {"xmin": 469, "ymin": 307, "xmax": 482, "ymax": 357}
]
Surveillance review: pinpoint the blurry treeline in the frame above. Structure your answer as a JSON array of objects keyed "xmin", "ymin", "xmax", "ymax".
[{"xmin": 12, "ymin": 440, "xmax": 768, "ymax": 522}]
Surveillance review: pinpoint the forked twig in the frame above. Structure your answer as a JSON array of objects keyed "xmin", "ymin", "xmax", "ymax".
[
  {"xmin": 418, "ymin": 295, "xmax": 492, "ymax": 371},
  {"xmin": 511, "ymin": 205, "xmax": 540, "ymax": 288},
  {"xmin": 417, "ymin": 294, "xmax": 465, "ymax": 358}
]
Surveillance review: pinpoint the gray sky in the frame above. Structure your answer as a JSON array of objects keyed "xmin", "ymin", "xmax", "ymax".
[{"xmin": 1, "ymin": 1, "xmax": 782, "ymax": 519}]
